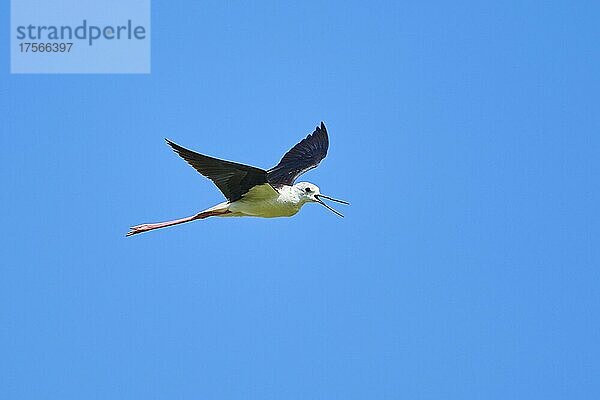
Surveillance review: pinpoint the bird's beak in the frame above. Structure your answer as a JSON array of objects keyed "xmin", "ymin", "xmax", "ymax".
[{"xmin": 314, "ymin": 194, "xmax": 350, "ymax": 217}]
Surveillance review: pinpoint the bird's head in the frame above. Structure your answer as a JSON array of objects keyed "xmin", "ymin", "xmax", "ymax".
[{"xmin": 294, "ymin": 182, "xmax": 349, "ymax": 217}]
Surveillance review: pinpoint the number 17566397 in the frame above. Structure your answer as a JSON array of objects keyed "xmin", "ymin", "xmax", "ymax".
[{"xmin": 19, "ymin": 42, "xmax": 73, "ymax": 52}]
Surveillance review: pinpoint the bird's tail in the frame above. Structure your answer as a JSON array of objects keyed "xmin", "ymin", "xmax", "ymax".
[{"xmin": 126, "ymin": 203, "xmax": 230, "ymax": 236}]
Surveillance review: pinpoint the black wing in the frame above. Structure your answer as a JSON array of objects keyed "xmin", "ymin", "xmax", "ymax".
[
  {"xmin": 166, "ymin": 139, "xmax": 268, "ymax": 202},
  {"xmin": 267, "ymin": 122, "xmax": 329, "ymax": 186}
]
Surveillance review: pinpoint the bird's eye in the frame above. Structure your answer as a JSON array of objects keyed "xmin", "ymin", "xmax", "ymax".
[{"xmin": 305, "ymin": 187, "xmax": 311, "ymax": 193}]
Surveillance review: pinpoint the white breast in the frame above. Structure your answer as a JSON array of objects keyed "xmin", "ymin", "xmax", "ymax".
[{"xmin": 228, "ymin": 184, "xmax": 303, "ymax": 218}]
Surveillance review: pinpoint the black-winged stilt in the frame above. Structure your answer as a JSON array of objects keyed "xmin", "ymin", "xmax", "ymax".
[{"xmin": 127, "ymin": 122, "xmax": 348, "ymax": 236}]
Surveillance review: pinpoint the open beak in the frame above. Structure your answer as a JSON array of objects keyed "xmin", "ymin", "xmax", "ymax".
[{"xmin": 314, "ymin": 194, "xmax": 350, "ymax": 217}]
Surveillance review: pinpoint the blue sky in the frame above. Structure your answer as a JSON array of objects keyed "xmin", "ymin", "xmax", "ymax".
[{"xmin": 1, "ymin": 1, "xmax": 599, "ymax": 398}]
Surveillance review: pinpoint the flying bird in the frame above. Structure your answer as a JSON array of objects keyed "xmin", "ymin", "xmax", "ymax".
[{"xmin": 127, "ymin": 122, "xmax": 348, "ymax": 236}]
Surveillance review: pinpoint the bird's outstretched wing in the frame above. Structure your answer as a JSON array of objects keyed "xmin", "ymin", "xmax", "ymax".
[
  {"xmin": 267, "ymin": 122, "xmax": 329, "ymax": 186},
  {"xmin": 166, "ymin": 139, "xmax": 268, "ymax": 202}
]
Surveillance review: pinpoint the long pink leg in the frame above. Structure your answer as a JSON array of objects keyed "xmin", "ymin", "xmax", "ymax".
[{"xmin": 126, "ymin": 209, "xmax": 230, "ymax": 236}]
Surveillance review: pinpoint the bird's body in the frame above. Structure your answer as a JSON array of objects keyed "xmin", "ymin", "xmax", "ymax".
[
  {"xmin": 198, "ymin": 184, "xmax": 303, "ymax": 219},
  {"xmin": 127, "ymin": 122, "xmax": 347, "ymax": 236},
  {"xmin": 228, "ymin": 184, "xmax": 304, "ymax": 218}
]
